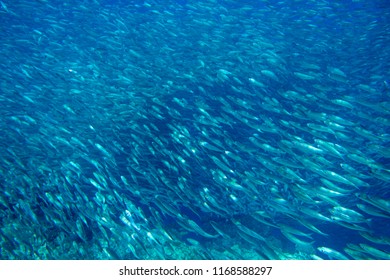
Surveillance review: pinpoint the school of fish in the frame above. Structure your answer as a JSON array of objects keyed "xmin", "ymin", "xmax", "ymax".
[{"xmin": 0, "ymin": 0, "xmax": 389, "ymax": 259}]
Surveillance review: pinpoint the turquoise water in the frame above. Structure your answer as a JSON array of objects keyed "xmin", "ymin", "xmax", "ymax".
[{"xmin": 0, "ymin": 0, "xmax": 389, "ymax": 259}]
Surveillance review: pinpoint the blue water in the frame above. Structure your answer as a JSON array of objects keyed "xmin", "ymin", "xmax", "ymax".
[{"xmin": 0, "ymin": 0, "xmax": 389, "ymax": 259}]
